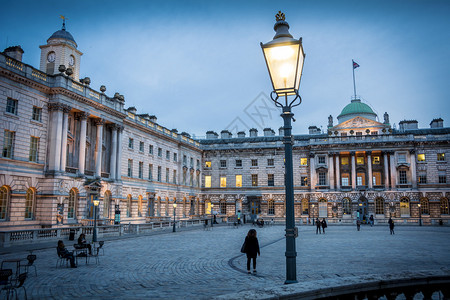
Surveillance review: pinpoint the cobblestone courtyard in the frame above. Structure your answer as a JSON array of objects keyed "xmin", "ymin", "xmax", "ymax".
[{"xmin": 1, "ymin": 225, "xmax": 449, "ymax": 299}]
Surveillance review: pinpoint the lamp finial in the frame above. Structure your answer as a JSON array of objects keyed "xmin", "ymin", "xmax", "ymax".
[{"xmin": 276, "ymin": 11, "xmax": 285, "ymax": 22}]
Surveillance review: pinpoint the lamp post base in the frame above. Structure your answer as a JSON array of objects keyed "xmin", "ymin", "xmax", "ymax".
[{"xmin": 284, "ymin": 279, "xmax": 298, "ymax": 285}]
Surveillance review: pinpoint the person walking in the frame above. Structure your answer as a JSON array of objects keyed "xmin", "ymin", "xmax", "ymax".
[
  {"xmin": 321, "ymin": 218, "xmax": 327, "ymax": 234},
  {"xmin": 388, "ymin": 217, "xmax": 395, "ymax": 235},
  {"xmin": 369, "ymin": 215, "xmax": 374, "ymax": 227},
  {"xmin": 316, "ymin": 218, "xmax": 321, "ymax": 234},
  {"xmin": 241, "ymin": 229, "xmax": 260, "ymax": 274},
  {"xmin": 356, "ymin": 219, "xmax": 361, "ymax": 231}
]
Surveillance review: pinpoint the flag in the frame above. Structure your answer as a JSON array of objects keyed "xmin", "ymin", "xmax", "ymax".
[{"xmin": 353, "ymin": 60, "xmax": 360, "ymax": 69}]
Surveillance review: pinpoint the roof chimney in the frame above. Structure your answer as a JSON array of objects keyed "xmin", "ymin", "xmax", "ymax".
[{"xmin": 3, "ymin": 46, "xmax": 24, "ymax": 62}]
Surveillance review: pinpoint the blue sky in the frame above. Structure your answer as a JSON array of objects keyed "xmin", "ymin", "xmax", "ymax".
[{"xmin": 1, "ymin": 0, "xmax": 449, "ymax": 137}]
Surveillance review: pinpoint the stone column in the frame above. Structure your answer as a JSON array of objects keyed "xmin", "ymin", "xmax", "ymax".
[
  {"xmin": 109, "ymin": 124, "xmax": 118, "ymax": 180},
  {"xmin": 383, "ymin": 151, "xmax": 390, "ymax": 188},
  {"xmin": 47, "ymin": 103, "xmax": 63, "ymax": 172},
  {"xmin": 389, "ymin": 151, "xmax": 397, "ymax": 189},
  {"xmin": 410, "ymin": 149, "xmax": 417, "ymax": 189},
  {"xmin": 367, "ymin": 151, "xmax": 373, "ymax": 189},
  {"xmin": 309, "ymin": 153, "xmax": 316, "ymax": 190},
  {"xmin": 335, "ymin": 152, "xmax": 341, "ymax": 190},
  {"xmin": 351, "ymin": 152, "xmax": 356, "ymax": 189},
  {"xmin": 77, "ymin": 112, "xmax": 89, "ymax": 175},
  {"xmin": 328, "ymin": 153, "xmax": 334, "ymax": 190},
  {"xmin": 94, "ymin": 119, "xmax": 104, "ymax": 178},
  {"xmin": 116, "ymin": 126, "xmax": 124, "ymax": 180},
  {"xmin": 60, "ymin": 105, "xmax": 71, "ymax": 172}
]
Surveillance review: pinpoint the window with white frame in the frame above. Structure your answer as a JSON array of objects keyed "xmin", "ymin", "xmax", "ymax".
[
  {"xmin": 127, "ymin": 159, "xmax": 133, "ymax": 177},
  {"xmin": 32, "ymin": 106, "xmax": 42, "ymax": 122},
  {"xmin": 220, "ymin": 200, "xmax": 227, "ymax": 214},
  {"xmin": 158, "ymin": 148, "xmax": 162, "ymax": 157},
  {"xmin": 220, "ymin": 160, "xmax": 227, "ymax": 168},
  {"xmin": 149, "ymin": 144, "xmax": 153, "ymax": 154},
  {"xmin": 148, "ymin": 164, "xmax": 153, "ymax": 180},
  {"xmin": 6, "ymin": 98, "xmax": 18, "ymax": 115},
  {"xmin": 318, "ymin": 156, "xmax": 326, "ymax": 164},
  {"xmin": 268, "ymin": 199, "xmax": 275, "ymax": 215},
  {"xmin": 342, "ymin": 198, "xmax": 351, "ymax": 215},
  {"xmin": 398, "ymin": 153, "xmax": 407, "ymax": 163},
  {"xmin": 251, "ymin": 159, "xmax": 258, "ymax": 167},
  {"xmin": 318, "ymin": 172, "xmax": 326, "ymax": 185},
  {"xmin": 267, "ymin": 158, "xmax": 274, "ymax": 166},
  {"xmin": 375, "ymin": 198, "xmax": 384, "ymax": 215},
  {"xmin": 2, "ymin": 130, "xmax": 15, "ymax": 158},
  {"xmin": 157, "ymin": 166, "xmax": 162, "ymax": 181},
  {"xmin": 29, "ymin": 136, "xmax": 39, "ymax": 162},
  {"xmin": 235, "ymin": 159, "xmax": 242, "ymax": 167},
  {"xmin": 166, "ymin": 150, "xmax": 170, "ymax": 160},
  {"xmin": 138, "ymin": 162, "xmax": 143, "ymax": 178},
  {"xmin": 139, "ymin": 141, "xmax": 144, "ymax": 152},
  {"xmin": 128, "ymin": 138, "xmax": 134, "ymax": 149},
  {"xmin": 399, "ymin": 170, "xmax": 407, "ymax": 184},
  {"xmin": 251, "ymin": 174, "xmax": 258, "ymax": 186}
]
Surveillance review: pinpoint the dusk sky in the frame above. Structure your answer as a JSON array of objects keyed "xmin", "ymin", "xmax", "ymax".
[{"xmin": 2, "ymin": 0, "xmax": 449, "ymax": 138}]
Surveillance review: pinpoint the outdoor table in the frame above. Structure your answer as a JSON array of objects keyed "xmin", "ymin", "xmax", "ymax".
[
  {"xmin": 73, "ymin": 246, "xmax": 88, "ymax": 264},
  {"xmin": 1, "ymin": 258, "xmax": 26, "ymax": 277}
]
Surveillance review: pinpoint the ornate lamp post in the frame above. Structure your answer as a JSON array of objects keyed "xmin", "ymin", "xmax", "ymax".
[
  {"xmin": 173, "ymin": 202, "xmax": 177, "ymax": 232},
  {"xmin": 261, "ymin": 11, "xmax": 305, "ymax": 284},
  {"xmin": 93, "ymin": 198, "xmax": 99, "ymax": 242},
  {"xmin": 418, "ymin": 203, "xmax": 422, "ymax": 226}
]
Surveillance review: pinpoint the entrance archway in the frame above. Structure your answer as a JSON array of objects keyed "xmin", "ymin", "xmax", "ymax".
[{"xmin": 358, "ymin": 196, "xmax": 368, "ymax": 222}]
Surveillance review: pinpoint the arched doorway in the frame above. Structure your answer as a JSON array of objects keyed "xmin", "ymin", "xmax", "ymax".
[
  {"xmin": 358, "ymin": 196, "xmax": 368, "ymax": 222},
  {"xmin": 247, "ymin": 196, "xmax": 261, "ymax": 221},
  {"xmin": 400, "ymin": 197, "xmax": 410, "ymax": 217},
  {"xmin": 318, "ymin": 198, "xmax": 327, "ymax": 218}
]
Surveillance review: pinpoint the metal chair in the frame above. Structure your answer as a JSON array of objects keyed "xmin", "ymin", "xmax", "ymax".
[
  {"xmin": 97, "ymin": 241, "xmax": 105, "ymax": 256},
  {"xmin": 24, "ymin": 254, "xmax": 37, "ymax": 276},
  {"xmin": 56, "ymin": 248, "xmax": 69, "ymax": 268},
  {"xmin": 7, "ymin": 272, "xmax": 27, "ymax": 300},
  {"xmin": 0, "ymin": 269, "xmax": 13, "ymax": 298}
]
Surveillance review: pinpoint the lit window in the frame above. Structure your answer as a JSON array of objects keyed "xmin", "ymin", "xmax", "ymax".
[
  {"xmin": 357, "ymin": 173, "xmax": 365, "ymax": 186},
  {"xmin": 356, "ymin": 156, "xmax": 364, "ymax": 165},
  {"xmin": 235, "ymin": 159, "xmax": 242, "ymax": 167},
  {"xmin": 300, "ymin": 158, "xmax": 308, "ymax": 166},
  {"xmin": 205, "ymin": 175, "xmax": 211, "ymax": 188},
  {"xmin": 301, "ymin": 199, "xmax": 309, "ymax": 215},
  {"xmin": 236, "ymin": 175, "xmax": 242, "ymax": 187},
  {"xmin": 220, "ymin": 176, "xmax": 227, "ymax": 187},
  {"xmin": 417, "ymin": 154, "xmax": 425, "ymax": 162},
  {"xmin": 6, "ymin": 98, "xmax": 18, "ymax": 115},
  {"xmin": 267, "ymin": 159, "xmax": 274, "ymax": 166},
  {"xmin": 128, "ymin": 138, "xmax": 134, "ymax": 149},
  {"xmin": 205, "ymin": 161, "xmax": 211, "ymax": 168},
  {"xmin": 341, "ymin": 157, "xmax": 349, "ymax": 165},
  {"xmin": 251, "ymin": 159, "xmax": 258, "ymax": 167},
  {"xmin": 32, "ymin": 106, "xmax": 42, "ymax": 122},
  {"xmin": 418, "ymin": 174, "xmax": 427, "ymax": 184},
  {"xmin": 341, "ymin": 173, "xmax": 350, "ymax": 186},
  {"xmin": 373, "ymin": 172, "xmax": 382, "ymax": 186},
  {"xmin": 301, "ymin": 176, "xmax": 308, "ymax": 186},
  {"xmin": 437, "ymin": 153, "xmax": 445, "ymax": 161},
  {"xmin": 220, "ymin": 160, "xmax": 227, "ymax": 168},
  {"xmin": 29, "ymin": 136, "xmax": 39, "ymax": 162},
  {"xmin": 372, "ymin": 156, "xmax": 380, "ymax": 164},
  {"xmin": 251, "ymin": 174, "xmax": 258, "ymax": 186}
]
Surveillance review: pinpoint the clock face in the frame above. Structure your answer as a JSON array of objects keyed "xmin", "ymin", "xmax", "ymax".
[
  {"xmin": 47, "ymin": 52, "xmax": 56, "ymax": 63},
  {"xmin": 69, "ymin": 55, "xmax": 75, "ymax": 66}
]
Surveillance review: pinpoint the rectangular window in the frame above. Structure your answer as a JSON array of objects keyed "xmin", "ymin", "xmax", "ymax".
[
  {"xmin": 267, "ymin": 159, "xmax": 274, "ymax": 166},
  {"xmin": 183, "ymin": 155, "xmax": 187, "ymax": 165},
  {"xmin": 356, "ymin": 132, "xmax": 363, "ymax": 140},
  {"xmin": 197, "ymin": 159, "xmax": 200, "ymax": 169},
  {"xmin": 220, "ymin": 176, "xmax": 227, "ymax": 187},
  {"xmin": 32, "ymin": 106, "xmax": 42, "ymax": 122},
  {"xmin": 166, "ymin": 168, "xmax": 169, "ymax": 182},
  {"xmin": 268, "ymin": 174, "xmax": 274, "ymax": 186},
  {"xmin": 251, "ymin": 159, "xmax": 258, "ymax": 167},
  {"xmin": 439, "ymin": 172, "xmax": 447, "ymax": 184},
  {"xmin": 318, "ymin": 156, "xmax": 326, "ymax": 164},
  {"xmin": 437, "ymin": 153, "xmax": 445, "ymax": 161},
  {"xmin": 372, "ymin": 156, "xmax": 380, "ymax": 164},
  {"xmin": 139, "ymin": 141, "xmax": 144, "ymax": 152},
  {"xmin": 190, "ymin": 157, "xmax": 194, "ymax": 167},
  {"xmin": 417, "ymin": 154, "xmax": 425, "ymax": 162},
  {"xmin": 300, "ymin": 158, "xmax": 308, "ymax": 166},
  {"xmin": 235, "ymin": 159, "xmax": 242, "ymax": 167},
  {"xmin": 128, "ymin": 138, "xmax": 134, "ymax": 149},
  {"xmin": 157, "ymin": 166, "xmax": 162, "ymax": 181},
  {"xmin": 399, "ymin": 170, "xmax": 407, "ymax": 184},
  {"xmin": 220, "ymin": 160, "xmax": 227, "ymax": 168},
  {"xmin": 29, "ymin": 136, "xmax": 39, "ymax": 162},
  {"xmin": 138, "ymin": 162, "xmax": 143, "ymax": 179},
  {"xmin": 149, "ymin": 145, "xmax": 153, "ymax": 154},
  {"xmin": 173, "ymin": 153, "xmax": 177, "ymax": 162},
  {"xmin": 341, "ymin": 173, "xmax": 350, "ymax": 186},
  {"xmin": 6, "ymin": 98, "xmax": 18, "ymax": 115},
  {"xmin": 251, "ymin": 174, "xmax": 258, "ymax": 186},
  {"xmin": 3, "ymin": 130, "xmax": 15, "ymax": 158},
  {"xmin": 357, "ymin": 173, "xmax": 365, "ymax": 186},
  {"xmin": 205, "ymin": 161, "xmax": 211, "ymax": 168},
  {"xmin": 373, "ymin": 172, "xmax": 382, "ymax": 186},
  {"xmin": 149, "ymin": 164, "xmax": 153, "ymax": 180},
  {"xmin": 371, "ymin": 131, "xmax": 378, "ymax": 135},
  {"xmin": 236, "ymin": 175, "xmax": 242, "ymax": 187},
  {"xmin": 418, "ymin": 174, "xmax": 427, "ymax": 184},
  {"xmin": 398, "ymin": 153, "xmax": 407, "ymax": 163},
  {"xmin": 158, "ymin": 148, "xmax": 162, "ymax": 157},
  {"xmin": 341, "ymin": 157, "xmax": 349, "ymax": 165},
  {"xmin": 301, "ymin": 176, "xmax": 308, "ymax": 186},
  {"xmin": 127, "ymin": 159, "xmax": 133, "ymax": 177},
  {"xmin": 318, "ymin": 172, "xmax": 326, "ymax": 185},
  {"xmin": 356, "ymin": 156, "xmax": 364, "ymax": 165},
  {"xmin": 205, "ymin": 175, "xmax": 211, "ymax": 188},
  {"xmin": 173, "ymin": 170, "xmax": 177, "ymax": 184}
]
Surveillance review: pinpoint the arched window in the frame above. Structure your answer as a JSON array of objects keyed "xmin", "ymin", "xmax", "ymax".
[
  {"xmin": 375, "ymin": 197, "xmax": 384, "ymax": 215},
  {"xmin": 25, "ymin": 188, "xmax": 36, "ymax": 219},
  {"xmin": 440, "ymin": 198, "xmax": 449, "ymax": 215},
  {"xmin": 103, "ymin": 191, "xmax": 111, "ymax": 219},
  {"xmin": 220, "ymin": 199, "xmax": 227, "ymax": 215},
  {"xmin": 319, "ymin": 198, "xmax": 327, "ymax": 218},
  {"xmin": 0, "ymin": 186, "xmax": 10, "ymax": 220},
  {"xmin": 138, "ymin": 196, "xmax": 143, "ymax": 217},
  {"xmin": 301, "ymin": 199, "xmax": 309, "ymax": 215},
  {"xmin": 127, "ymin": 195, "xmax": 132, "ymax": 217},
  {"xmin": 67, "ymin": 188, "xmax": 77, "ymax": 219},
  {"xmin": 268, "ymin": 199, "xmax": 275, "ymax": 215},
  {"xmin": 342, "ymin": 198, "xmax": 351, "ymax": 215},
  {"xmin": 400, "ymin": 197, "xmax": 410, "ymax": 216},
  {"xmin": 420, "ymin": 198, "xmax": 429, "ymax": 215}
]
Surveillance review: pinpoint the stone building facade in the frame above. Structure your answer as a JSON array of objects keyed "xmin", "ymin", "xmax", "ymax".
[{"xmin": 0, "ymin": 25, "xmax": 449, "ymax": 230}]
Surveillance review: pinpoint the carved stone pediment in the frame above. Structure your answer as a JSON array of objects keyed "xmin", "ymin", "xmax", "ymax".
[{"xmin": 332, "ymin": 116, "xmax": 386, "ymax": 131}]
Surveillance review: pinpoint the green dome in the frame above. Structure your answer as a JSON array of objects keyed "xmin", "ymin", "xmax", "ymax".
[{"xmin": 337, "ymin": 99, "xmax": 377, "ymax": 121}]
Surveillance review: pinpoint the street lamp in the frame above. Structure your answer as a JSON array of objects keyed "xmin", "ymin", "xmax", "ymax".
[
  {"xmin": 418, "ymin": 203, "xmax": 422, "ymax": 226},
  {"xmin": 261, "ymin": 11, "xmax": 305, "ymax": 285},
  {"xmin": 211, "ymin": 204, "xmax": 214, "ymax": 227},
  {"xmin": 173, "ymin": 202, "xmax": 177, "ymax": 232},
  {"xmin": 93, "ymin": 198, "xmax": 99, "ymax": 243}
]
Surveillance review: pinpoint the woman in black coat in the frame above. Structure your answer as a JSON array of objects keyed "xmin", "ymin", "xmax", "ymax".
[{"xmin": 242, "ymin": 229, "xmax": 260, "ymax": 274}]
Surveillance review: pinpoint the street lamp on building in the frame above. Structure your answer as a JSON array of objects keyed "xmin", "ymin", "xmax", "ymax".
[
  {"xmin": 173, "ymin": 202, "xmax": 177, "ymax": 232},
  {"xmin": 261, "ymin": 11, "xmax": 305, "ymax": 285},
  {"xmin": 418, "ymin": 203, "xmax": 422, "ymax": 226},
  {"xmin": 93, "ymin": 198, "xmax": 99, "ymax": 242}
]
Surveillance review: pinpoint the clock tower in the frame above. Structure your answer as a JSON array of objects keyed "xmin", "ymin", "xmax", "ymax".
[{"xmin": 39, "ymin": 18, "xmax": 83, "ymax": 80}]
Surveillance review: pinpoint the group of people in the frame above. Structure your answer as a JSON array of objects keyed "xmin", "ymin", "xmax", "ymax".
[
  {"xmin": 56, "ymin": 233, "xmax": 93, "ymax": 269},
  {"xmin": 315, "ymin": 218, "xmax": 327, "ymax": 234}
]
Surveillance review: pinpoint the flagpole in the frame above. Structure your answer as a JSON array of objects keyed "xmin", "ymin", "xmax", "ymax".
[{"xmin": 352, "ymin": 60, "xmax": 357, "ymax": 99}]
